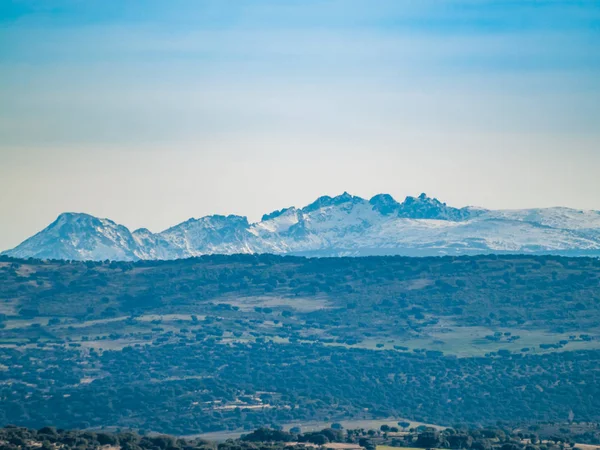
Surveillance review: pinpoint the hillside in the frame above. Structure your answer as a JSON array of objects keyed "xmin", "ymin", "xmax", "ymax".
[{"xmin": 1, "ymin": 254, "xmax": 600, "ymax": 434}]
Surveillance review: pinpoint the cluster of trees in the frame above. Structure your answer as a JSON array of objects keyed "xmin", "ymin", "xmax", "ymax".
[
  {"xmin": 2, "ymin": 423, "xmax": 599, "ymax": 450},
  {"xmin": 2, "ymin": 338, "xmax": 600, "ymax": 434},
  {"xmin": 0, "ymin": 426, "xmax": 212, "ymax": 450}
]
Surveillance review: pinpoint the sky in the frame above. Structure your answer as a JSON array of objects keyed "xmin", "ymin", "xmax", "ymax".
[{"xmin": 1, "ymin": 0, "xmax": 600, "ymax": 251}]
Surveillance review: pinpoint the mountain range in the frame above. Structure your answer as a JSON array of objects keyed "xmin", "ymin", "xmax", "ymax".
[{"xmin": 4, "ymin": 192, "xmax": 600, "ymax": 261}]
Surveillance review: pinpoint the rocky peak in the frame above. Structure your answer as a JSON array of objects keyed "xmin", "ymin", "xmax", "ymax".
[
  {"xmin": 369, "ymin": 194, "xmax": 400, "ymax": 215},
  {"xmin": 398, "ymin": 194, "xmax": 470, "ymax": 220},
  {"xmin": 302, "ymin": 192, "xmax": 364, "ymax": 213}
]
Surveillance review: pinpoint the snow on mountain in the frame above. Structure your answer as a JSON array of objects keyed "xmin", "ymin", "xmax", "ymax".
[
  {"xmin": 3, "ymin": 193, "xmax": 600, "ymax": 261},
  {"xmin": 484, "ymin": 207, "xmax": 600, "ymax": 230},
  {"xmin": 5, "ymin": 213, "xmax": 143, "ymax": 261},
  {"xmin": 255, "ymin": 208, "xmax": 301, "ymax": 234},
  {"xmin": 158, "ymin": 215, "xmax": 258, "ymax": 256}
]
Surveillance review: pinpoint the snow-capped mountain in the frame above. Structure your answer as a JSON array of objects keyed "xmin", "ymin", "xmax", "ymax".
[
  {"xmin": 4, "ymin": 193, "xmax": 600, "ymax": 261},
  {"xmin": 5, "ymin": 213, "xmax": 143, "ymax": 261}
]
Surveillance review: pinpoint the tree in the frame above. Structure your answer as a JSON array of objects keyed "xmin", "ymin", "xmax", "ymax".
[
  {"xmin": 399, "ymin": 422, "xmax": 411, "ymax": 430},
  {"xmin": 416, "ymin": 431, "xmax": 440, "ymax": 449},
  {"xmin": 359, "ymin": 438, "xmax": 375, "ymax": 450}
]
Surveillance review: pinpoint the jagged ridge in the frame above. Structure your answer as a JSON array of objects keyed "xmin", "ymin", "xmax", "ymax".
[{"xmin": 4, "ymin": 193, "xmax": 600, "ymax": 260}]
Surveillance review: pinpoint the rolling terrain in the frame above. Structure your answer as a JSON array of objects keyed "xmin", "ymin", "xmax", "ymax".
[{"xmin": 1, "ymin": 254, "xmax": 600, "ymax": 434}]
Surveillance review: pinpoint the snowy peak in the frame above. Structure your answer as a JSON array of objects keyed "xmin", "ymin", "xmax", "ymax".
[
  {"xmin": 53, "ymin": 212, "xmax": 113, "ymax": 229},
  {"xmin": 160, "ymin": 214, "xmax": 250, "ymax": 236},
  {"xmin": 369, "ymin": 193, "xmax": 478, "ymax": 221},
  {"xmin": 6, "ymin": 212, "xmax": 141, "ymax": 261},
  {"xmin": 369, "ymin": 194, "xmax": 400, "ymax": 215},
  {"xmin": 257, "ymin": 208, "xmax": 300, "ymax": 234},
  {"xmin": 262, "ymin": 207, "xmax": 294, "ymax": 222},
  {"xmin": 3, "ymin": 193, "xmax": 600, "ymax": 261},
  {"xmin": 302, "ymin": 192, "xmax": 364, "ymax": 213},
  {"xmin": 397, "ymin": 193, "xmax": 476, "ymax": 221},
  {"xmin": 157, "ymin": 214, "xmax": 255, "ymax": 256}
]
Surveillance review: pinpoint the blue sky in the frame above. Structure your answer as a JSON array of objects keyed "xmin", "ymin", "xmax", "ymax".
[{"xmin": 1, "ymin": 0, "xmax": 599, "ymax": 250}]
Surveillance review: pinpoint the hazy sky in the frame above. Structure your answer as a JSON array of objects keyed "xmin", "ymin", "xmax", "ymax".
[{"xmin": 1, "ymin": 0, "xmax": 600, "ymax": 251}]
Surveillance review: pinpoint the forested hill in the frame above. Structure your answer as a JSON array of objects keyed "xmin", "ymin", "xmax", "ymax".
[{"xmin": 1, "ymin": 254, "xmax": 600, "ymax": 434}]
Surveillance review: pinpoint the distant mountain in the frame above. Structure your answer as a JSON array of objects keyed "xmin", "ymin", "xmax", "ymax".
[
  {"xmin": 4, "ymin": 193, "xmax": 600, "ymax": 260},
  {"xmin": 5, "ymin": 213, "xmax": 142, "ymax": 261}
]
